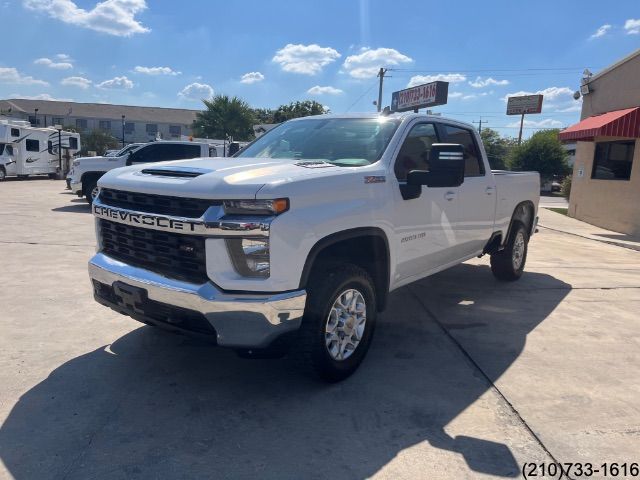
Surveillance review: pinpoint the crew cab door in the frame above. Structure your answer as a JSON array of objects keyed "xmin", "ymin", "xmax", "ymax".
[
  {"xmin": 391, "ymin": 121, "xmax": 460, "ymax": 283},
  {"xmin": 438, "ymin": 124, "xmax": 496, "ymax": 256}
]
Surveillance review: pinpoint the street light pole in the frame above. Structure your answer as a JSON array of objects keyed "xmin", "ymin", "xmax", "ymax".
[{"xmin": 121, "ymin": 115, "xmax": 126, "ymax": 147}]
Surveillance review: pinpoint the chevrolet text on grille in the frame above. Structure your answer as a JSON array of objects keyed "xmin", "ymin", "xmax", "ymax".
[{"xmin": 92, "ymin": 203, "xmax": 270, "ymax": 237}]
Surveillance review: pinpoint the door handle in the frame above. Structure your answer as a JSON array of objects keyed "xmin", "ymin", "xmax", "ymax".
[
  {"xmin": 485, "ymin": 186, "xmax": 495, "ymax": 195},
  {"xmin": 444, "ymin": 191, "xmax": 457, "ymax": 201}
]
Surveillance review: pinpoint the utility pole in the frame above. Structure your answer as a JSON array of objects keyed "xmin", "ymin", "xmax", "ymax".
[
  {"xmin": 473, "ymin": 117, "xmax": 487, "ymax": 134},
  {"xmin": 376, "ymin": 67, "xmax": 387, "ymax": 113},
  {"xmin": 517, "ymin": 113, "xmax": 525, "ymax": 145}
]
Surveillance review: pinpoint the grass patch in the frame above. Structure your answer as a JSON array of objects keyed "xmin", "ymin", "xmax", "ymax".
[{"xmin": 547, "ymin": 207, "xmax": 568, "ymax": 216}]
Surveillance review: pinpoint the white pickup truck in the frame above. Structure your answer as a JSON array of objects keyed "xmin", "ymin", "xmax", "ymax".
[
  {"xmin": 88, "ymin": 113, "xmax": 539, "ymax": 381},
  {"xmin": 68, "ymin": 141, "xmax": 217, "ymax": 203}
]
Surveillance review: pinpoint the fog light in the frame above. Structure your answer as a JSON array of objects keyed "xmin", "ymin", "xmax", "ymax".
[{"xmin": 226, "ymin": 238, "xmax": 270, "ymax": 277}]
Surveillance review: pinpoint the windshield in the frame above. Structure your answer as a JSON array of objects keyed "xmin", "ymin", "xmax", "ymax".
[
  {"xmin": 116, "ymin": 144, "xmax": 142, "ymax": 156},
  {"xmin": 237, "ymin": 118, "xmax": 400, "ymax": 166}
]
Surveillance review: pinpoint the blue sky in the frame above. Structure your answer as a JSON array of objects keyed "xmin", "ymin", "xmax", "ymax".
[{"xmin": 1, "ymin": 0, "xmax": 639, "ymax": 137}]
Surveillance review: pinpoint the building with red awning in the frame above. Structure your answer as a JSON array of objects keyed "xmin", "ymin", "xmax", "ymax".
[{"xmin": 560, "ymin": 49, "xmax": 640, "ymax": 235}]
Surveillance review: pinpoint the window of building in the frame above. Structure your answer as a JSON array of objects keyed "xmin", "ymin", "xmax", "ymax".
[
  {"xmin": 441, "ymin": 124, "xmax": 485, "ymax": 177},
  {"xmin": 28, "ymin": 116, "xmax": 40, "ymax": 127},
  {"xmin": 169, "ymin": 125, "xmax": 181, "ymax": 137},
  {"xmin": 53, "ymin": 117, "xmax": 64, "ymax": 125},
  {"xmin": 592, "ymin": 141, "xmax": 635, "ymax": 180},
  {"xmin": 146, "ymin": 124, "xmax": 158, "ymax": 134},
  {"xmin": 124, "ymin": 122, "xmax": 135, "ymax": 134},
  {"xmin": 10, "ymin": 128, "xmax": 19, "ymax": 137},
  {"xmin": 26, "ymin": 139, "xmax": 39, "ymax": 152},
  {"xmin": 99, "ymin": 120, "xmax": 111, "ymax": 130},
  {"xmin": 76, "ymin": 119, "xmax": 88, "ymax": 130}
]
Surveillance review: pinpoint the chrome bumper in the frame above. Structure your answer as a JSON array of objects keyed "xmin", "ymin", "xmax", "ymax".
[{"xmin": 89, "ymin": 252, "xmax": 306, "ymax": 348}]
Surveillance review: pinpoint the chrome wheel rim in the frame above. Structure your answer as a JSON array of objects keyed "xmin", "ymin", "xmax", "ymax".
[
  {"xmin": 91, "ymin": 186, "xmax": 100, "ymax": 200},
  {"xmin": 512, "ymin": 231, "xmax": 525, "ymax": 270},
  {"xmin": 325, "ymin": 289, "xmax": 367, "ymax": 361}
]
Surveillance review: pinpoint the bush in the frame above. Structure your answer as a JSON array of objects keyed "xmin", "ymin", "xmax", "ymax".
[{"xmin": 561, "ymin": 175, "xmax": 572, "ymax": 198}]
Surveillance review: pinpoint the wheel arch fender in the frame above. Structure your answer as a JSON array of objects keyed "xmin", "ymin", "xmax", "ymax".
[
  {"xmin": 503, "ymin": 200, "xmax": 535, "ymax": 246},
  {"xmin": 299, "ymin": 227, "xmax": 391, "ymax": 312}
]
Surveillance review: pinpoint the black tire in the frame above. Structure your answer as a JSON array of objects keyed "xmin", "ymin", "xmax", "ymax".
[
  {"xmin": 490, "ymin": 221, "xmax": 529, "ymax": 281},
  {"xmin": 293, "ymin": 263, "xmax": 377, "ymax": 382},
  {"xmin": 84, "ymin": 179, "xmax": 98, "ymax": 204},
  {"xmin": 0, "ymin": 167, "xmax": 5, "ymax": 181}
]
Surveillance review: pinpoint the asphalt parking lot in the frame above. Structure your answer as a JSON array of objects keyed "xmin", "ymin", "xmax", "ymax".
[{"xmin": 1, "ymin": 178, "xmax": 639, "ymax": 480}]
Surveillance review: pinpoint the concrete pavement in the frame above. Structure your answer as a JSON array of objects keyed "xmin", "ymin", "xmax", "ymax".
[{"xmin": 1, "ymin": 179, "xmax": 639, "ymax": 479}]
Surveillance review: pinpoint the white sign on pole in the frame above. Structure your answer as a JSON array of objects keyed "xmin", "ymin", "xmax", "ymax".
[{"xmin": 506, "ymin": 94, "xmax": 544, "ymax": 115}]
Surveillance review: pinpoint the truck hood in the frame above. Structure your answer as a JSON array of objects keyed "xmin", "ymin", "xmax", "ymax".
[{"xmin": 97, "ymin": 157, "xmax": 346, "ymax": 199}]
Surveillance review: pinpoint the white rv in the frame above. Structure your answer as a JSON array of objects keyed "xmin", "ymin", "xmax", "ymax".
[{"xmin": 0, "ymin": 119, "xmax": 81, "ymax": 180}]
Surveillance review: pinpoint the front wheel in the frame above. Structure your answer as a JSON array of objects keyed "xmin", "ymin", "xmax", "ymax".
[
  {"xmin": 0, "ymin": 167, "xmax": 5, "ymax": 181},
  {"xmin": 84, "ymin": 180, "xmax": 99, "ymax": 204},
  {"xmin": 490, "ymin": 221, "xmax": 529, "ymax": 281},
  {"xmin": 294, "ymin": 264, "xmax": 377, "ymax": 382}
]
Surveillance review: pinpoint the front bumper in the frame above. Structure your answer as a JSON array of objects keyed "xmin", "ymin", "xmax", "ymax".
[
  {"xmin": 70, "ymin": 180, "xmax": 83, "ymax": 195},
  {"xmin": 89, "ymin": 252, "xmax": 306, "ymax": 348}
]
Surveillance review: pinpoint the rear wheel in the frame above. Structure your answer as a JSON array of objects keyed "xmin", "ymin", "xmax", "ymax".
[
  {"xmin": 0, "ymin": 167, "xmax": 5, "ymax": 181},
  {"xmin": 293, "ymin": 264, "xmax": 377, "ymax": 382},
  {"xmin": 490, "ymin": 221, "xmax": 529, "ymax": 281}
]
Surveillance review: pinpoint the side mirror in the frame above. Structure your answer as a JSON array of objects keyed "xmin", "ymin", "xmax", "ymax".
[
  {"xmin": 400, "ymin": 144, "xmax": 465, "ymax": 200},
  {"xmin": 125, "ymin": 151, "xmax": 134, "ymax": 165},
  {"xmin": 407, "ymin": 144, "xmax": 465, "ymax": 188}
]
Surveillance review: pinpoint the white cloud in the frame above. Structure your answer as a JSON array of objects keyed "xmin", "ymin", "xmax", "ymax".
[
  {"xmin": 61, "ymin": 76, "xmax": 92, "ymax": 89},
  {"xmin": 554, "ymin": 102, "xmax": 582, "ymax": 113},
  {"xmin": 307, "ymin": 85, "xmax": 344, "ymax": 95},
  {"xmin": 240, "ymin": 71, "xmax": 265, "ymax": 84},
  {"xmin": 448, "ymin": 92, "xmax": 463, "ymax": 98},
  {"xmin": 590, "ymin": 24, "xmax": 611, "ymax": 39},
  {"xmin": 34, "ymin": 56, "xmax": 73, "ymax": 69},
  {"xmin": 344, "ymin": 47, "xmax": 412, "ymax": 79},
  {"xmin": 178, "ymin": 82, "xmax": 213, "ymax": 101},
  {"xmin": 462, "ymin": 94, "xmax": 476, "ymax": 100},
  {"xmin": 468, "ymin": 76, "xmax": 509, "ymax": 88},
  {"xmin": 503, "ymin": 86, "xmax": 574, "ymax": 102},
  {"xmin": 23, "ymin": 0, "xmax": 149, "ymax": 36},
  {"xmin": 9, "ymin": 92, "xmax": 72, "ymax": 101},
  {"xmin": 624, "ymin": 19, "xmax": 640, "ymax": 34},
  {"xmin": 56, "ymin": 53, "xmax": 72, "ymax": 61},
  {"xmin": 273, "ymin": 43, "xmax": 341, "ymax": 75},
  {"xmin": 0, "ymin": 67, "xmax": 49, "ymax": 86},
  {"xmin": 407, "ymin": 73, "xmax": 466, "ymax": 87},
  {"xmin": 506, "ymin": 118, "xmax": 564, "ymax": 129},
  {"xmin": 96, "ymin": 75, "xmax": 133, "ymax": 89},
  {"xmin": 134, "ymin": 66, "xmax": 181, "ymax": 76}
]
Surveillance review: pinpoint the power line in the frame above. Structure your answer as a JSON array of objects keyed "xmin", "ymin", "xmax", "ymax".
[{"xmin": 344, "ymin": 80, "xmax": 378, "ymax": 113}]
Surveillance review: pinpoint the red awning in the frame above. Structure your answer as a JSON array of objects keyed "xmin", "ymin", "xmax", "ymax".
[{"xmin": 558, "ymin": 107, "xmax": 640, "ymax": 141}]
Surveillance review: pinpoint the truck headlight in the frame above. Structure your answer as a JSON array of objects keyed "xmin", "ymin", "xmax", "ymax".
[
  {"xmin": 226, "ymin": 238, "xmax": 270, "ymax": 277},
  {"xmin": 223, "ymin": 199, "xmax": 289, "ymax": 216}
]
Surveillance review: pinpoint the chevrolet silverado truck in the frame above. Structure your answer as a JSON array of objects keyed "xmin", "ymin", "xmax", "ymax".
[
  {"xmin": 68, "ymin": 141, "xmax": 217, "ymax": 203},
  {"xmin": 88, "ymin": 113, "xmax": 539, "ymax": 381}
]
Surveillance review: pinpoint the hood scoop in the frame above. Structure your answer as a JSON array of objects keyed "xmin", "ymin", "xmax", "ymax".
[{"xmin": 138, "ymin": 165, "xmax": 214, "ymax": 178}]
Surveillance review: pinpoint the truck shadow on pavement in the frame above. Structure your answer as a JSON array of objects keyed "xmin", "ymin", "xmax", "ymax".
[{"xmin": 0, "ymin": 263, "xmax": 570, "ymax": 479}]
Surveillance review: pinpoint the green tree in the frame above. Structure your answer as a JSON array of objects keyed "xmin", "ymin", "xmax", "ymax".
[
  {"xmin": 272, "ymin": 100, "xmax": 328, "ymax": 123},
  {"xmin": 506, "ymin": 129, "xmax": 569, "ymax": 180},
  {"xmin": 480, "ymin": 128, "xmax": 513, "ymax": 170},
  {"xmin": 252, "ymin": 107, "xmax": 275, "ymax": 124},
  {"xmin": 192, "ymin": 95, "xmax": 255, "ymax": 141},
  {"xmin": 79, "ymin": 129, "xmax": 119, "ymax": 155}
]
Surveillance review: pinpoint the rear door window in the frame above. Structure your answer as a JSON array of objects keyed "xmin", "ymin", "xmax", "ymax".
[{"xmin": 440, "ymin": 125, "xmax": 485, "ymax": 177}]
